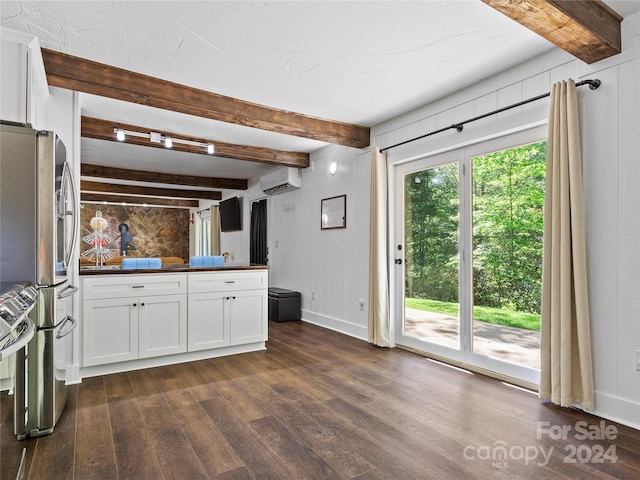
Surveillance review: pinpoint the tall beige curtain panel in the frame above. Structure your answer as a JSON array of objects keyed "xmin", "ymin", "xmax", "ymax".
[
  {"xmin": 368, "ymin": 147, "xmax": 390, "ymax": 347},
  {"xmin": 540, "ymin": 79, "xmax": 595, "ymax": 411},
  {"xmin": 211, "ymin": 205, "xmax": 220, "ymax": 255}
]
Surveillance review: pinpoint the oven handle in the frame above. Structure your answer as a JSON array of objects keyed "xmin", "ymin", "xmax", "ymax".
[
  {"xmin": 56, "ymin": 315, "xmax": 77, "ymax": 339},
  {"xmin": 57, "ymin": 284, "xmax": 78, "ymax": 299}
]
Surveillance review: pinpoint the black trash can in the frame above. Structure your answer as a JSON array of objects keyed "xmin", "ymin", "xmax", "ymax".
[{"xmin": 268, "ymin": 287, "xmax": 301, "ymax": 322}]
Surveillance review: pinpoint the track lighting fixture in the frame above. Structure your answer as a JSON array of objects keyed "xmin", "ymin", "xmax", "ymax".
[{"xmin": 113, "ymin": 128, "xmax": 216, "ymax": 154}]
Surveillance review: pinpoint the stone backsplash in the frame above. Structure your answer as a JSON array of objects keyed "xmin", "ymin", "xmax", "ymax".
[{"xmin": 80, "ymin": 204, "xmax": 189, "ymax": 260}]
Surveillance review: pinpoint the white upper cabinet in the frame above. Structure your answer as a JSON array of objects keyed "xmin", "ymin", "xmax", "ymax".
[{"xmin": 0, "ymin": 27, "xmax": 48, "ymax": 129}]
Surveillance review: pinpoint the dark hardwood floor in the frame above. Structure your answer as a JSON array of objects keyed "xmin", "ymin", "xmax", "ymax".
[{"xmin": 2, "ymin": 320, "xmax": 639, "ymax": 479}]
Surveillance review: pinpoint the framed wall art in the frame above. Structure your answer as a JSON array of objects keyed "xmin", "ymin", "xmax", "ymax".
[{"xmin": 321, "ymin": 194, "xmax": 346, "ymax": 230}]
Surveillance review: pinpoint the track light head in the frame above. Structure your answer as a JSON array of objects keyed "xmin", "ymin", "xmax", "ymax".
[
  {"xmin": 116, "ymin": 129, "xmax": 125, "ymax": 141},
  {"xmin": 164, "ymin": 136, "xmax": 173, "ymax": 148},
  {"xmin": 207, "ymin": 144, "xmax": 215, "ymax": 154}
]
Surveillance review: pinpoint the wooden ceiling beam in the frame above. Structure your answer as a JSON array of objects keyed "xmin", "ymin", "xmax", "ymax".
[
  {"xmin": 482, "ymin": 0, "xmax": 622, "ymax": 64},
  {"xmin": 42, "ymin": 49, "xmax": 370, "ymax": 148},
  {"xmin": 81, "ymin": 164, "xmax": 247, "ymax": 190},
  {"xmin": 81, "ymin": 180, "xmax": 221, "ymax": 200},
  {"xmin": 81, "ymin": 193, "xmax": 198, "ymax": 208},
  {"xmin": 82, "ymin": 116, "xmax": 309, "ymax": 168}
]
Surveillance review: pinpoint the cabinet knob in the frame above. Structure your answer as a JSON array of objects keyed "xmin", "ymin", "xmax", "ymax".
[
  {"xmin": 133, "ymin": 303, "xmax": 137, "ymax": 307},
  {"xmin": 232, "ymin": 296, "xmax": 236, "ymax": 299},
  {"xmin": 141, "ymin": 303, "xmax": 145, "ymax": 306},
  {"xmin": 226, "ymin": 296, "xmax": 230, "ymax": 300}
]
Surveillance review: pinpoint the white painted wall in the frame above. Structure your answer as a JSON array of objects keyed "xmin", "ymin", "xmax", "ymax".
[
  {"xmin": 267, "ymin": 150, "xmax": 371, "ymax": 339},
  {"xmin": 268, "ymin": 12, "xmax": 640, "ymax": 429}
]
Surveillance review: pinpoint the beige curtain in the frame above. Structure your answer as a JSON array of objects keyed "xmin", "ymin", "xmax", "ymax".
[
  {"xmin": 211, "ymin": 205, "xmax": 220, "ymax": 254},
  {"xmin": 540, "ymin": 79, "xmax": 594, "ymax": 410},
  {"xmin": 368, "ymin": 147, "xmax": 390, "ymax": 346}
]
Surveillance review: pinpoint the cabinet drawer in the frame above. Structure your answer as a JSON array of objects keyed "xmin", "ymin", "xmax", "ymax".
[
  {"xmin": 188, "ymin": 271, "xmax": 267, "ymax": 293},
  {"xmin": 83, "ymin": 274, "xmax": 187, "ymax": 300}
]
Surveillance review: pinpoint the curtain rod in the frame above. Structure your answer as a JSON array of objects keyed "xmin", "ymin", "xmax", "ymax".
[{"xmin": 380, "ymin": 79, "xmax": 601, "ymax": 153}]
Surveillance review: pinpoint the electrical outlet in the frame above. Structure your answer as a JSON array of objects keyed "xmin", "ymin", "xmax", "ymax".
[
  {"xmin": 359, "ymin": 299, "xmax": 365, "ymax": 311},
  {"xmin": 636, "ymin": 350, "xmax": 640, "ymax": 371}
]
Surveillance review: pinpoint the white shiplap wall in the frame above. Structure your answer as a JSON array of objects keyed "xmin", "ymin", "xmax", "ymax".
[
  {"xmin": 266, "ymin": 148, "xmax": 371, "ymax": 339},
  {"xmin": 232, "ymin": 12, "xmax": 640, "ymax": 429},
  {"xmin": 371, "ymin": 13, "xmax": 639, "ymax": 429}
]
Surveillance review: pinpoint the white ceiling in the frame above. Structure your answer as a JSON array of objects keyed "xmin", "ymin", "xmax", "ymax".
[{"xmin": 2, "ymin": 0, "xmax": 639, "ymax": 191}]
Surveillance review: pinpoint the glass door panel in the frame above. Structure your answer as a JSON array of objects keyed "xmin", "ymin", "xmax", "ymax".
[
  {"xmin": 402, "ymin": 162, "xmax": 460, "ymax": 350},
  {"xmin": 394, "ymin": 126, "xmax": 546, "ymax": 387},
  {"xmin": 470, "ymin": 142, "xmax": 545, "ymax": 369}
]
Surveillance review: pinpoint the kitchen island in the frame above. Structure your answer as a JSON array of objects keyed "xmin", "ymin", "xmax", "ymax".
[{"xmin": 79, "ymin": 264, "xmax": 268, "ymax": 378}]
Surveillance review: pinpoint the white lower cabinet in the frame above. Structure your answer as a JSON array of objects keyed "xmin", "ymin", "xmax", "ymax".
[
  {"xmin": 138, "ymin": 295, "xmax": 187, "ymax": 358},
  {"xmin": 82, "ymin": 274, "xmax": 188, "ymax": 367},
  {"xmin": 187, "ymin": 271, "xmax": 267, "ymax": 352},
  {"xmin": 188, "ymin": 292, "xmax": 229, "ymax": 351},
  {"xmin": 187, "ymin": 288, "xmax": 267, "ymax": 352},
  {"xmin": 0, "ymin": 354, "xmax": 15, "ymax": 391},
  {"xmin": 228, "ymin": 290, "xmax": 267, "ymax": 345},
  {"xmin": 81, "ymin": 270, "xmax": 267, "ymax": 370},
  {"xmin": 83, "ymin": 297, "xmax": 138, "ymax": 366}
]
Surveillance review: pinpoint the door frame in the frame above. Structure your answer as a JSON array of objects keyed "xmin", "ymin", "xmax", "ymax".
[{"xmin": 389, "ymin": 124, "xmax": 547, "ymax": 388}]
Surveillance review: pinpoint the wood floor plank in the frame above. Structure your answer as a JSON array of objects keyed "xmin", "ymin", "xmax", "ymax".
[
  {"xmin": 229, "ymin": 371, "xmax": 375, "ymax": 479},
  {"xmin": 27, "ymin": 385, "xmax": 77, "ymax": 480},
  {"xmin": 292, "ymin": 364, "xmax": 374, "ymax": 405},
  {"xmin": 189, "ymin": 359, "xmax": 228, "ymax": 402},
  {"xmin": 2, "ymin": 319, "xmax": 638, "ymax": 479},
  {"xmin": 158, "ymin": 373, "xmax": 244, "ymax": 477},
  {"xmin": 136, "ymin": 387, "xmax": 209, "ymax": 480},
  {"xmin": 210, "ymin": 358, "xmax": 270, "ymax": 423},
  {"xmin": 200, "ymin": 395, "xmax": 301, "ymax": 480},
  {"xmin": 108, "ymin": 396, "xmax": 162, "ymax": 480},
  {"xmin": 74, "ymin": 377, "xmax": 118, "ymax": 480},
  {"xmin": 248, "ymin": 415, "xmax": 342, "ymax": 479},
  {"xmin": 268, "ymin": 381, "xmax": 433, "ymax": 480},
  {"xmin": 0, "ymin": 391, "xmax": 37, "ymax": 480},
  {"xmin": 127, "ymin": 368, "xmax": 161, "ymax": 397},
  {"xmin": 211, "ymin": 466, "xmax": 255, "ymax": 480}
]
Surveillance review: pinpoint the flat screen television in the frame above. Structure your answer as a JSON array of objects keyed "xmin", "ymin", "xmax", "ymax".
[{"xmin": 219, "ymin": 196, "xmax": 241, "ymax": 232}]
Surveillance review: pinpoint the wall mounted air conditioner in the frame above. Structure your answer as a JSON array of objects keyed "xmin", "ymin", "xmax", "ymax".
[{"xmin": 260, "ymin": 167, "xmax": 302, "ymax": 195}]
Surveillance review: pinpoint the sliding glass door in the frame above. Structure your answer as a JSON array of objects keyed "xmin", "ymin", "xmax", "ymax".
[{"xmin": 394, "ymin": 128, "xmax": 545, "ymax": 386}]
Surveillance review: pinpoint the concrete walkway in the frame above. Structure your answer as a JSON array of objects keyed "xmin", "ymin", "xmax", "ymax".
[{"xmin": 404, "ymin": 308, "xmax": 540, "ymax": 369}]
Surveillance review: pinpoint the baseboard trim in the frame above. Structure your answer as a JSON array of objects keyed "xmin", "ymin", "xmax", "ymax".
[
  {"xmin": 80, "ymin": 342, "xmax": 266, "ymax": 379},
  {"xmin": 591, "ymin": 391, "xmax": 640, "ymax": 430},
  {"xmin": 65, "ymin": 364, "xmax": 81, "ymax": 385},
  {"xmin": 301, "ymin": 309, "xmax": 367, "ymax": 341}
]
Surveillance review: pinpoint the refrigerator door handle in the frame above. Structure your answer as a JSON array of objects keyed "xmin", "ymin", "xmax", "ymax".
[
  {"xmin": 56, "ymin": 315, "xmax": 77, "ymax": 339},
  {"xmin": 61, "ymin": 161, "xmax": 78, "ymax": 268},
  {"xmin": 57, "ymin": 284, "xmax": 78, "ymax": 299}
]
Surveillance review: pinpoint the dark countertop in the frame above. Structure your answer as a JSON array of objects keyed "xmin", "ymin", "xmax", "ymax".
[{"xmin": 79, "ymin": 264, "xmax": 268, "ymax": 276}]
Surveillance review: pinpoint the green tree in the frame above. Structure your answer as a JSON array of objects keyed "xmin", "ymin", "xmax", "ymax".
[
  {"xmin": 404, "ymin": 141, "xmax": 545, "ymax": 324},
  {"xmin": 472, "ymin": 142, "xmax": 546, "ymax": 314},
  {"xmin": 404, "ymin": 163, "xmax": 459, "ymax": 302}
]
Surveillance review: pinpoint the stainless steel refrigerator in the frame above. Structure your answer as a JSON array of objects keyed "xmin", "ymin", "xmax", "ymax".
[{"xmin": 0, "ymin": 122, "xmax": 78, "ymax": 438}]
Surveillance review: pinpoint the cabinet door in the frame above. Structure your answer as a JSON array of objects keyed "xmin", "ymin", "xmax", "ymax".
[
  {"xmin": 229, "ymin": 290, "xmax": 267, "ymax": 345},
  {"xmin": 0, "ymin": 41, "xmax": 28, "ymax": 124},
  {"xmin": 0, "ymin": 355, "xmax": 15, "ymax": 391},
  {"xmin": 138, "ymin": 294, "xmax": 187, "ymax": 359},
  {"xmin": 83, "ymin": 297, "xmax": 138, "ymax": 367},
  {"xmin": 188, "ymin": 292, "xmax": 229, "ymax": 352}
]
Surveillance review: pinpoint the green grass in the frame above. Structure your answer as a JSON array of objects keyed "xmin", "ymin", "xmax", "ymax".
[{"xmin": 405, "ymin": 297, "xmax": 541, "ymax": 332}]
